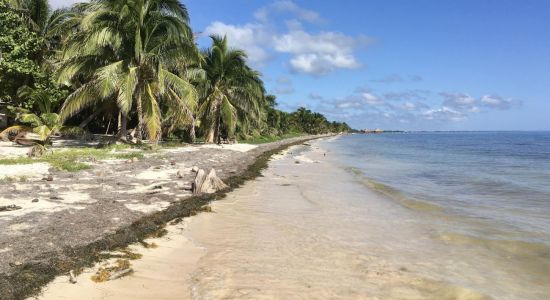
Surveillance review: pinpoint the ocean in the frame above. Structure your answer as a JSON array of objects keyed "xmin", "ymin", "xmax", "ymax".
[{"xmin": 322, "ymin": 132, "xmax": 550, "ymax": 299}]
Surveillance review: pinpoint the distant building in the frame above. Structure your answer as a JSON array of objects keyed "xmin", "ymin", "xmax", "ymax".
[{"xmin": 361, "ymin": 128, "xmax": 384, "ymax": 134}]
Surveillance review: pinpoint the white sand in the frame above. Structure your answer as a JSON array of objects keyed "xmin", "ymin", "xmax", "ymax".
[
  {"xmin": 200, "ymin": 143, "xmax": 258, "ymax": 152},
  {"xmin": 293, "ymin": 154, "xmax": 316, "ymax": 163},
  {"xmin": 161, "ymin": 147, "xmax": 198, "ymax": 154},
  {"xmin": 134, "ymin": 167, "xmax": 178, "ymax": 181},
  {"xmin": 124, "ymin": 201, "xmax": 171, "ymax": 214},
  {"xmin": 0, "ymin": 163, "xmax": 50, "ymax": 179},
  {"xmin": 57, "ymin": 191, "xmax": 96, "ymax": 204},
  {"xmin": 38, "ymin": 221, "xmax": 205, "ymax": 300},
  {"xmin": 0, "ymin": 197, "xmax": 75, "ymax": 219},
  {"xmin": 0, "ymin": 141, "xmax": 30, "ymax": 158}
]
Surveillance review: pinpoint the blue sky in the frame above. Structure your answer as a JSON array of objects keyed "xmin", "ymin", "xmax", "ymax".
[{"xmin": 53, "ymin": 0, "xmax": 550, "ymax": 130}]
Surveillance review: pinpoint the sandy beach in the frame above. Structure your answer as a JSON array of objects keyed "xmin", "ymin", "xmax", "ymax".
[
  {"xmin": 3, "ymin": 134, "xmax": 549, "ymax": 300},
  {"xmin": 0, "ymin": 136, "xmax": 322, "ymax": 299},
  {"xmin": 34, "ymin": 138, "xmax": 491, "ymax": 300}
]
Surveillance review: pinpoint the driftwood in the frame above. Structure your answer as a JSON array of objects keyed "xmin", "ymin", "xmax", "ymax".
[
  {"xmin": 108, "ymin": 268, "xmax": 133, "ymax": 281},
  {"xmin": 192, "ymin": 168, "xmax": 228, "ymax": 194},
  {"xmin": 69, "ymin": 270, "xmax": 77, "ymax": 284},
  {"xmin": 14, "ymin": 132, "xmax": 47, "ymax": 146},
  {"xmin": 0, "ymin": 205, "xmax": 22, "ymax": 212}
]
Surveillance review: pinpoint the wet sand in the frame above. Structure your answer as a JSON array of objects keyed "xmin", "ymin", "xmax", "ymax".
[{"xmin": 36, "ymin": 139, "xmax": 491, "ymax": 300}]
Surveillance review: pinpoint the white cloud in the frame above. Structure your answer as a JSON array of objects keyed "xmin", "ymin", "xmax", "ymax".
[
  {"xmin": 440, "ymin": 92, "xmax": 476, "ymax": 109},
  {"xmin": 401, "ymin": 102, "xmax": 417, "ymax": 111},
  {"xmin": 480, "ymin": 95, "xmax": 518, "ymax": 110},
  {"xmin": 274, "ymin": 30, "xmax": 366, "ymax": 75},
  {"xmin": 422, "ymin": 106, "xmax": 465, "ymax": 122},
  {"xmin": 316, "ymin": 85, "xmax": 522, "ymax": 128},
  {"xmin": 204, "ymin": 22, "xmax": 272, "ymax": 66},
  {"xmin": 308, "ymin": 92, "xmax": 324, "ymax": 100},
  {"xmin": 362, "ymin": 92, "xmax": 383, "ymax": 105},
  {"xmin": 272, "ymin": 76, "xmax": 295, "ymax": 94},
  {"xmin": 254, "ymin": 0, "xmax": 325, "ymax": 24},
  {"xmin": 204, "ymin": 1, "xmax": 368, "ymax": 75},
  {"xmin": 49, "ymin": 0, "xmax": 81, "ymax": 9}
]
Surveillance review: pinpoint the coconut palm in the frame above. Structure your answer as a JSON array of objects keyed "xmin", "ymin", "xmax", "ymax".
[
  {"xmin": 196, "ymin": 35, "xmax": 265, "ymax": 143},
  {"xmin": 9, "ymin": 0, "xmax": 49, "ymax": 32},
  {"xmin": 57, "ymin": 0, "xmax": 199, "ymax": 143}
]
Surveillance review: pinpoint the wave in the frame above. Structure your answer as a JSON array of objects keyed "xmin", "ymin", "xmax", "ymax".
[
  {"xmin": 347, "ymin": 167, "xmax": 443, "ymax": 213},
  {"xmin": 439, "ymin": 232, "xmax": 550, "ymax": 281}
]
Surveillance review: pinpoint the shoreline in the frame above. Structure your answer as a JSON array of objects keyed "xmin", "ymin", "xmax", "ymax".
[
  {"xmin": 34, "ymin": 136, "xmax": 493, "ymax": 300},
  {"xmin": 0, "ymin": 135, "xmax": 335, "ymax": 300}
]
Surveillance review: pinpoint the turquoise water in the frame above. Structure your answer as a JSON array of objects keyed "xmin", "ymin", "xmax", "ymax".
[{"xmin": 321, "ymin": 132, "xmax": 550, "ymax": 298}]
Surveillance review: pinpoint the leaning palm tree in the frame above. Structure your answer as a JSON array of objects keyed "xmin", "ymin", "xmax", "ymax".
[
  {"xmin": 57, "ymin": 0, "xmax": 199, "ymax": 143},
  {"xmin": 197, "ymin": 35, "xmax": 265, "ymax": 143}
]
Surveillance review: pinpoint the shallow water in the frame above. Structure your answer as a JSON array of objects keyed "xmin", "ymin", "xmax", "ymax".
[
  {"xmin": 184, "ymin": 134, "xmax": 550, "ymax": 299},
  {"xmin": 320, "ymin": 132, "xmax": 550, "ymax": 299}
]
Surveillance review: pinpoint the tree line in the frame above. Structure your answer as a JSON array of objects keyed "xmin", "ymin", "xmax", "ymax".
[{"xmin": 0, "ymin": 0, "xmax": 351, "ymax": 145}]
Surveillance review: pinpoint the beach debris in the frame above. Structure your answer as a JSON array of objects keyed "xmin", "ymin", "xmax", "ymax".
[
  {"xmin": 69, "ymin": 270, "xmax": 77, "ymax": 284},
  {"xmin": 125, "ymin": 157, "xmax": 139, "ymax": 164},
  {"xmin": 139, "ymin": 241, "xmax": 158, "ymax": 249},
  {"xmin": 176, "ymin": 168, "xmax": 187, "ymax": 178},
  {"xmin": 31, "ymin": 198, "xmax": 39, "ymax": 203},
  {"xmin": 91, "ymin": 259, "xmax": 133, "ymax": 283},
  {"xmin": 109, "ymin": 268, "xmax": 133, "ymax": 281},
  {"xmin": 0, "ymin": 205, "xmax": 22, "ymax": 212},
  {"xmin": 192, "ymin": 168, "xmax": 228, "ymax": 194}
]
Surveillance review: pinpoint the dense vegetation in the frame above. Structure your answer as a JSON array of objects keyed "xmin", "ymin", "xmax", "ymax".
[{"xmin": 0, "ymin": 0, "xmax": 351, "ymax": 145}]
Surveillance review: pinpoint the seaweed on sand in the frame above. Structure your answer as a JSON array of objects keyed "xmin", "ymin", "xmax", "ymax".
[{"xmin": 0, "ymin": 137, "xmax": 319, "ymax": 300}]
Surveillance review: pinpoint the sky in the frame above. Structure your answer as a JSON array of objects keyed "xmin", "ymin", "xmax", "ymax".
[{"xmin": 51, "ymin": 0, "xmax": 550, "ymax": 131}]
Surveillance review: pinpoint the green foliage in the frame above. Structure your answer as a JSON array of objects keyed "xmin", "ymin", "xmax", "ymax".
[
  {"xmin": 288, "ymin": 107, "xmax": 351, "ymax": 135},
  {"xmin": 58, "ymin": 0, "xmax": 199, "ymax": 143},
  {"xmin": 0, "ymin": 146, "xmax": 144, "ymax": 171},
  {"xmin": 1, "ymin": 0, "xmax": 352, "ymax": 145},
  {"xmin": 0, "ymin": 0, "xmax": 43, "ymax": 104},
  {"xmin": 4, "ymin": 107, "xmax": 62, "ymax": 140},
  {"xmin": 244, "ymin": 132, "xmax": 303, "ymax": 144},
  {"xmin": 195, "ymin": 35, "xmax": 265, "ymax": 143},
  {"xmin": 0, "ymin": 0, "xmax": 67, "ymax": 112}
]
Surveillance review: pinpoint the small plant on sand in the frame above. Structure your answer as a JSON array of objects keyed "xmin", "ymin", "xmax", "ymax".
[{"xmin": 0, "ymin": 107, "xmax": 84, "ymax": 157}]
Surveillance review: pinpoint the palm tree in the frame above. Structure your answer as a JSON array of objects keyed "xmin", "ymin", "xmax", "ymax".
[
  {"xmin": 57, "ymin": 0, "xmax": 199, "ymax": 143},
  {"xmin": 9, "ymin": 0, "xmax": 49, "ymax": 32},
  {"xmin": 197, "ymin": 35, "xmax": 265, "ymax": 143}
]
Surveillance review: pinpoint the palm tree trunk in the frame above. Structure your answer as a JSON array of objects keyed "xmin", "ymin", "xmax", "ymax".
[
  {"xmin": 190, "ymin": 118, "xmax": 196, "ymax": 143},
  {"xmin": 79, "ymin": 109, "xmax": 102, "ymax": 129},
  {"xmin": 215, "ymin": 116, "xmax": 221, "ymax": 144},
  {"xmin": 117, "ymin": 112, "xmax": 128, "ymax": 141},
  {"xmin": 136, "ymin": 91, "xmax": 143, "ymax": 141},
  {"xmin": 206, "ymin": 126, "xmax": 215, "ymax": 143}
]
